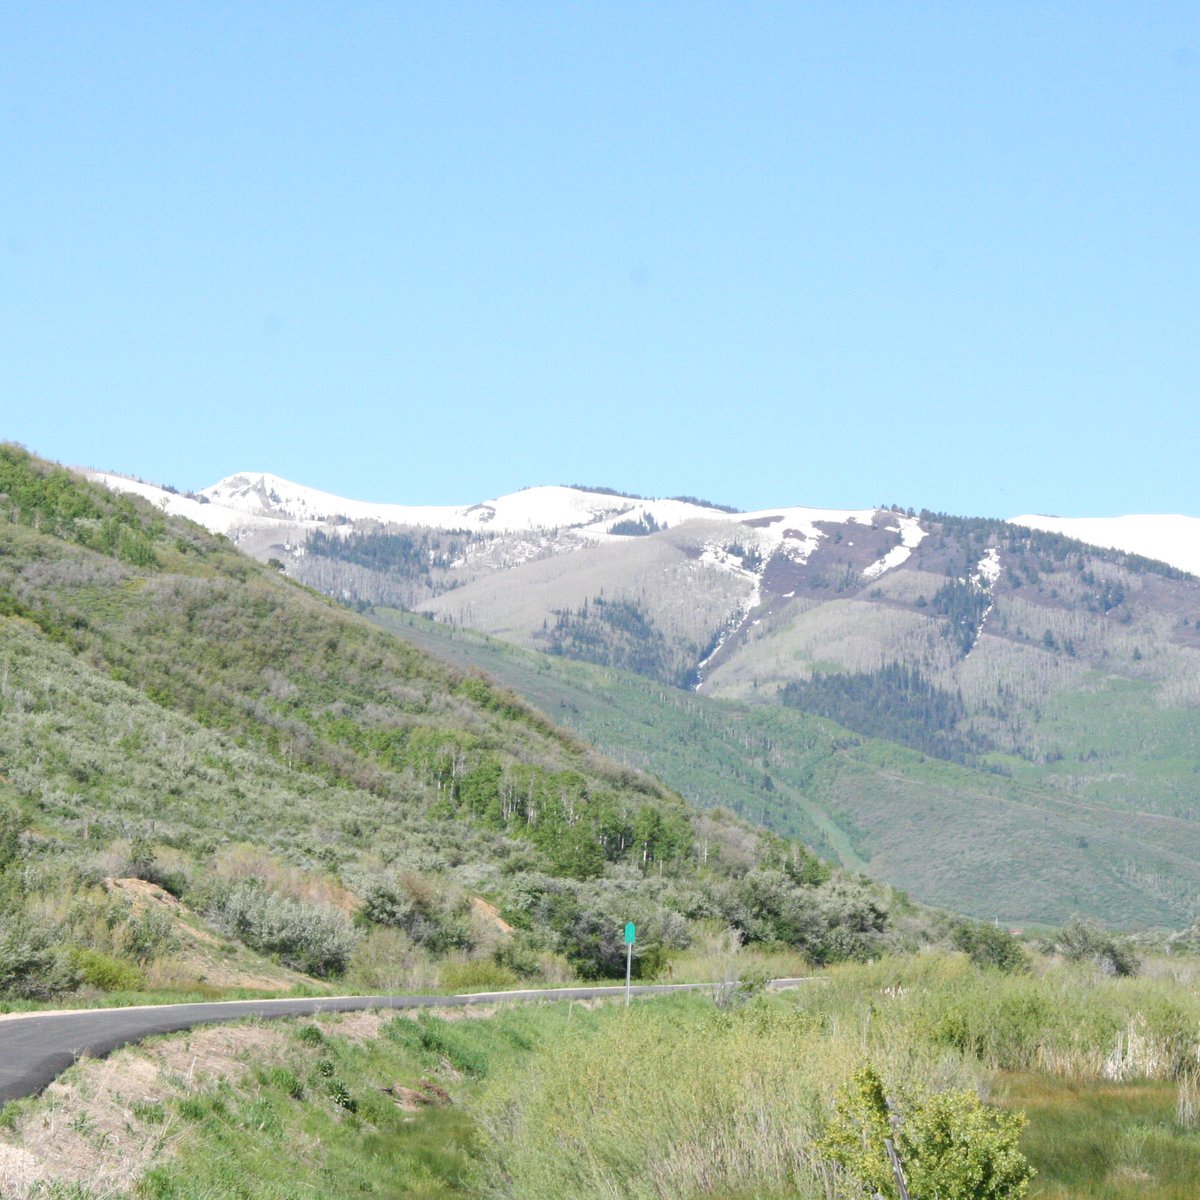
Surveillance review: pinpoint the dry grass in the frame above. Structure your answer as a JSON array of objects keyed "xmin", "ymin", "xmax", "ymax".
[{"xmin": 210, "ymin": 843, "xmax": 361, "ymax": 914}]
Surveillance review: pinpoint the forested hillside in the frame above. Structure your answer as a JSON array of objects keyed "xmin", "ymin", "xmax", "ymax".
[
  {"xmin": 373, "ymin": 609, "xmax": 1200, "ymax": 929},
  {"xmin": 0, "ymin": 446, "xmax": 902, "ymax": 1002}
]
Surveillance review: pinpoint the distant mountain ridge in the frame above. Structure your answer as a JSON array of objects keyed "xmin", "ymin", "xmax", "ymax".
[
  {"xmin": 1011, "ymin": 513, "xmax": 1200, "ymax": 576},
  {"xmin": 87, "ymin": 469, "xmax": 1200, "ymax": 576},
  {"xmin": 82, "ymin": 466, "xmax": 1200, "ymax": 926}
]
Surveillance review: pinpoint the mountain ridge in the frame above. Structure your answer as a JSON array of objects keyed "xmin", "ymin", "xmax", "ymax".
[{"xmin": 88, "ymin": 467, "xmax": 1200, "ymax": 576}]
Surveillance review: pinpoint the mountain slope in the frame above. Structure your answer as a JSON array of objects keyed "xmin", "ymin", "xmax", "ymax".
[
  {"xmin": 2, "ymin": 445, "xmax": 905, "ymax": 1003},
  {"xmin": 83, "ymin": 466, "xmax": 1200, "ymax": 928},
  {"xmin": 371, "ymin": 609, "xmax": 1200, "ymax": 928},
  {"xmin": 1010, "ymin": 512, "xmax": 1200, "ymax": 576}
]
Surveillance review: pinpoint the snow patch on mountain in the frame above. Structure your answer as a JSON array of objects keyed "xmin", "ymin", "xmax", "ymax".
[
  {"xmin": 1009, "ymin": 514, "xmax": 1200, "ymax": 577},
  {"xmin": 862, "ymin": 515, "xmax": 927, "ymax": 580},
  {"xmin": 863, "ymin": 545, "xmax": 909, "ymax": 581},
  {"xmin": 973, "ymin": 547, "xmax": 1002, "ymax": 588},
  {"xmin": 735, "ymin": 505, "xmax": 879, "ymax": 551},
  {"xmin": 692, "ymin": 508, "xmax": 882, "ymax": 687}
]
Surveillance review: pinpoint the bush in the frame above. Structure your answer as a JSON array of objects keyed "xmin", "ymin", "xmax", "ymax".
[
  {"xmin": 0, "ymin": 799, "xmax": 24, "ymax": 871},
  {"xmin": 951, "ymin": 920, "xmax": 1029, "ymax": 973},
  {"xmin": 358, "ymin": 873, "xmax": 474, "ymax": 954},
  {"xmin": 69, "ymin": 947, "xmax": 145, "ymax": 992},
  {"xmin": 822, "ymin": 1065, "xmax": 1034, "ymax": 1199},
  {"xmin": 125, "ymin": 905, "xmax": 179, "ymax": 962},
  {"xmin": 1056, "ymin": 917, "xmax": 1139, "ymax": 977},
  {"xmin": 439, "ymin": 958, "xmax": 520, "ymax": 993},
  {"xmin": 0, "ymin": 917, "xmax": 80, "ymax": 999},
  {"xmin": 207, "ymin": 880, "xmax": 358, "ymax": 977}
]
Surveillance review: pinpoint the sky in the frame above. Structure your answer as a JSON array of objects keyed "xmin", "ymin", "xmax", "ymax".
[{"xmin": 2, "ymin": 2, "xmax": 1198, "ymax": 518}]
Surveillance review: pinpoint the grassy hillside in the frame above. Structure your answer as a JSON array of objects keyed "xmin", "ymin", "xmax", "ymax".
[
  {"xmin": 0, "ymin": 445, "xmax": 903, "ymax": 1004},
  {"xmin": 371, "ymin": 610, "xmax": 1200, "ymax": 928}
]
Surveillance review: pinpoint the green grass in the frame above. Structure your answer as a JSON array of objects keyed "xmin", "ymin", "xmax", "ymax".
[
  {"xmin": 1010, "ymin": 678, "xmax": 1200, "ymax": 817},
  {"xmin": 124, "ymin": 1004, "xmax": 586, "ymax": 1200},
  {"xmin": 997, "ymin": 1075, "xmax": 1200, "ymax": 1199},
  {"xmin": 7, "ymin": 956, "xmax": 1200, "ymax": 1198}
]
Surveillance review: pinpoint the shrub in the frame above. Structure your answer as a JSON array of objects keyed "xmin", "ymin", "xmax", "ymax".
[
  {"xmin": 0, "ymin": 799, "xmax": 24, "ymax": 871},
  {"xmin": 1057, "ymin": 917, "xmax": 1139, "ymax": 977},
  {"xmin": 69, "ymin": 947, "xmax": 145, "ymax": 991},
  {"xmin": 125, "ymin": 905, "xmax": 179, "ymax": 962},
  {"xmin": 345, "ymin": 926, "xmax": 438, "ymax": 994},
  {"xmin": 821, "ymin": 1065, "xmax": 1034, "ymax": 1199},
  {"xmin": 438, "ymin": 958, "xmax": 520, "ymax": 993},
  {"xmin": 0, "ymin": 917, "xmax": 80, "ymax": 999},
  {"xmin": 358, "ymin": 873, "xmax": 474, "ymax": 954},
  {"xmin": 207, "ymin": 880, "xmax": 358, "ymax": 977},
  {"xmin": 951, "ymin": 920, "xmax": 1029, "ymax": 973}
]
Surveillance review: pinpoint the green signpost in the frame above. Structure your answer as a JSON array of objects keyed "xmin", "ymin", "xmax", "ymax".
[{"xmin": 624, "ymin": 923, "xmax": 635, "ymax": 1006}]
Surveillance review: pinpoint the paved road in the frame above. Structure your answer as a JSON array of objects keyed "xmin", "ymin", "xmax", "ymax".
[{"xmin": 0, "ymin": 979, "xmax": 813, "ymax": 1104}]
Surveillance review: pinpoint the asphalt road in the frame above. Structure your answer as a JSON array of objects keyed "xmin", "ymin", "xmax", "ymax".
[{"xmin": 0, "ymin": 979, "xmax": 812, "ymax": 1104}]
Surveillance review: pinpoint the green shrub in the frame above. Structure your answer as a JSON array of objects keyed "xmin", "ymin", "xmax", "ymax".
[
  {"xmin": 1056, "ymin": 917, "xmax": 1139, "ymax": 977},
  {"xmin": 125, "ymin": 906, "xmax": 179, "ymax": 962},
  {"xmin": 0, "ymin": 918, "xmax": 80, "ymax": 999},
  {"xmin": 0, "ymin": 799, "xmax": 24, "ymax": 870},
  {"xmin": 822, "ymin": 1065, "xmax": 1034, "ymax": 1199},
  {"xmin": 327, "ymin": 1078, "xmax": 357, "ymax": 1111},
  {"xmin": 206, "ymin": 880, "xmax": 358, "ymax": 977},
  {"xmin": 951, "ymin": 920, "xmax": 1029, "ymax": 973},
  {"xmin": 69, "ymin": 947, "xmax": 145, "ymax": 992},
  {"xmin": 438, "ymin": 958, "xmax": 520, "ymax": 993}
]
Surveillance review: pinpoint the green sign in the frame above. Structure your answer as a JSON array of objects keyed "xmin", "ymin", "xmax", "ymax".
[{"xmin": 624, "ymin": 922, "xmax": 636, "ymax": 945}]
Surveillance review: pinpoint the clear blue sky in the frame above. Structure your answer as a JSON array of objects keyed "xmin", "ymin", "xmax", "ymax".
[{"xmin": 3, "ymin": 2, "xmax": 1197, "ymax": 517}]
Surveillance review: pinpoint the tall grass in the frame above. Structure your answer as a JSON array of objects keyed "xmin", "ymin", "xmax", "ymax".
[
  {"xmin": 471, "ymin": 955, "xmax": 1200, "ymax": 1200},
  {"xmin": 802, "ymin": 956, "xmax": 1200, "ymax": 1080},
  {"xmin": 473, "ymin": 993, "xmax": 981, "ymax": 1200}
]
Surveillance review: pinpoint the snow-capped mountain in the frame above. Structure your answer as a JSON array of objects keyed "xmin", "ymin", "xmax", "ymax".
[
  {"xmin": 88, "ymin": 469, "xmax": 1200, "ymax": 579},
  {"xmin": 1009, "ymin": 513, "xmax": 1200, "ymax": 578},
  {"xmin": 198, "ymin": 473, "xmax": 733, "ymax": 533},
  {"xmin": 87, "ymin": 464, "xmax": 1197, "ymax": 701}
]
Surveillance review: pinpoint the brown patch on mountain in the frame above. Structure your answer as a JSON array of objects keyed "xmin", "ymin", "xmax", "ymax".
[{"xmin": 470, "ymin": 896, "xmax": 514, "ymax": 935}]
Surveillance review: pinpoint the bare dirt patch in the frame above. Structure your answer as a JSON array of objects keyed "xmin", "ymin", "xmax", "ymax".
[{"xmin": 103, "ymin": 875, "xmax": 319, "ymax": 992}]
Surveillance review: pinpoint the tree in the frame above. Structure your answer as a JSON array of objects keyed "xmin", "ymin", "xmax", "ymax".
[{"xmin": 1056, "ymin": 916, "xmax": 1139, "ymax": 977}]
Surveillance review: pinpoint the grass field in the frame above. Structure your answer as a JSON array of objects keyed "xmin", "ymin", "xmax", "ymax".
[{"xmin": 7, "ymin": 952, "xmax": 1197, "ymax": 1198}]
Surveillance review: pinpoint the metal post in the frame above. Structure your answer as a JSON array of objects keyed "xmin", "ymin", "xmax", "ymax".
[{"xmin": 625, "ymin": 939, "xmax": 632, "ymax": 1007}]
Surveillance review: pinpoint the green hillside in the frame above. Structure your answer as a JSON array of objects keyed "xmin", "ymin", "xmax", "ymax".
[
  {"xmin": 0, "ymin": 446, "xmax": 899, "ymax": 1003},
  {"xmin": 371, "ymin": 609, "xmax": 1200, "ymax": 928}
]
